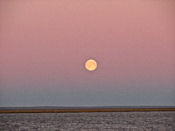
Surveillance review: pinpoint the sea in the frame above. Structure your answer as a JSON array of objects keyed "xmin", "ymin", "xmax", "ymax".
[{"xmin": 0, "ymin": 111, "xmax": 175, "ymax": 130}]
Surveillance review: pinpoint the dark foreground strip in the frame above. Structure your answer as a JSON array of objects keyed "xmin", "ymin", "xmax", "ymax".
[{"xmin": 0, "ymin": 108, "xmax": 175, "ymax": 113}]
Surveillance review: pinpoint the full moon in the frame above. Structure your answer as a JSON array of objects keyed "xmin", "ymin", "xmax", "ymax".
[{"xmin": 85, "ymin": 59, "xmax": 97, "ymax": 71}]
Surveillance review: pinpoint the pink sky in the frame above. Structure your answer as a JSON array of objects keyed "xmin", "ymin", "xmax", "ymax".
[{"xmin": 0, "ymin": 0, "xmax": 175, "ymax": 106}]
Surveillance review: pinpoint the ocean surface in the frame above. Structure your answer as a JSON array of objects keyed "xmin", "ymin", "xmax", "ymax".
[{"xmin": 0, "ymin": 112, "xmax": 175, "ymax": 130}]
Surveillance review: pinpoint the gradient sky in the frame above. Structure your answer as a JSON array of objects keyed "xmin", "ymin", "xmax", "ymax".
[{"xmin": 0, "ymin": 0, "xmax": 175, "ymax": 107}]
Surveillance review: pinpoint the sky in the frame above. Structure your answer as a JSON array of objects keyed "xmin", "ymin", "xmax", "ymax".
[{"xmin": 0, "ymin": 0, "xmax": 175, "ymax": 107}]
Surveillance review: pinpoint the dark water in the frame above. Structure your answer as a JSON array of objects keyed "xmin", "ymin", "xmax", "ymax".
[{"xmin": 0, "ymin": 112, "xmax": 175, "ymax": 131}]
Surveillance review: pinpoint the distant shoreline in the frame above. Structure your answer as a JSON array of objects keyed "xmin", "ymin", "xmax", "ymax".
[{"xmin": 0, "ymin": 106, "xmax": 175, "ymax": 113}]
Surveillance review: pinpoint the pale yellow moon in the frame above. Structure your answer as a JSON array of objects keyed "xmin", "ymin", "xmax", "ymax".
[{"xmin": 85, "ymin": 59, "xmax": 97, "ymax": 71}]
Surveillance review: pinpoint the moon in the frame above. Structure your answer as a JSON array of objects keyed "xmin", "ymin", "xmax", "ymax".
[{"xmin": 85, "ymin": 59, "xmax": 97, "ymax": 71}]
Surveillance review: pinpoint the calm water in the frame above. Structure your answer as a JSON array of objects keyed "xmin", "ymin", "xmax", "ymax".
[{"xmin": 0, "ymin": 112, "xmax": 175, "ymax": 131}]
